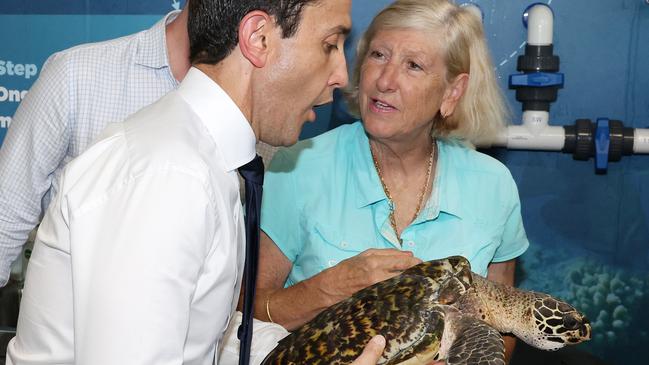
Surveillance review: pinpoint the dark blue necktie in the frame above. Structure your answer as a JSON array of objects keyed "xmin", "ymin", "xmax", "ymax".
[{"xmin": 237, "ymin": 154, "xmax": 264, "ymax": 365}]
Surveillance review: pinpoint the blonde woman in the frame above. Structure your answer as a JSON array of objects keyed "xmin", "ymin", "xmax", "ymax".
[{"xmin": 257, "ymin": 0, "xmax": 528, "ymax": 362}]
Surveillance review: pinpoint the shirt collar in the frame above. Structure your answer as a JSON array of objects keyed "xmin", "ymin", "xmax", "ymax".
[
  {"xmin": 351, "ymin": 122, "xmax": 463, "ymax": 219},
  {"xmin": 134, "ymin": 10, "xmax": 180, "ymax": 69},
  {"xmin": 177, "ymin": 67, "xmax": 256, "ymax": 172}
]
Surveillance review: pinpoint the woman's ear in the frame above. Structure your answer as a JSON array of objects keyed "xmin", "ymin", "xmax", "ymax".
[
  {"xmin": 238, "ymin": 11, "xmax": 274, "ymax": 68},
  {"xmin": 440, "ymin": 73, "xmax": 469, "ymax": 118}
]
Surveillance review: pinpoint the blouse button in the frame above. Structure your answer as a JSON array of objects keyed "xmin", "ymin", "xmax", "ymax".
[
  {"xmin": 340, "ymin": 241, "xmax": 349, "ymax": 248},
  {"xmin": 406, "ymin": 241, "xmax": 415, "ymax": 248},
  {"xmin": 328, "ymin": 259, "xmax": 336, "ymax": 267}
]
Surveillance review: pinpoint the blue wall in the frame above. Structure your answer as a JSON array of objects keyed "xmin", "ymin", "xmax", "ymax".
[{"xmin": 1, "ymin": 1, "xmax": 648, "ymax": 363}]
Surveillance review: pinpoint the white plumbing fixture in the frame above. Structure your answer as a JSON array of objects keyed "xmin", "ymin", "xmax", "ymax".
[
  {"xmin": 490, "ymin": 111, "xmax": 565, "ymax": 150},
  {"xmin": 634, "ymin": 129, "xmax": 649, "ymax": 153},
  {"xmin": 526, "ymin": 4, "xmax": 553, "ymax": 46}
]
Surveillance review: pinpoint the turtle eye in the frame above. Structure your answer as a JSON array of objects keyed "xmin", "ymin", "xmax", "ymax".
[{"xmin": 562, "ymin": 313, "xmax": 580, "ymax": 330}]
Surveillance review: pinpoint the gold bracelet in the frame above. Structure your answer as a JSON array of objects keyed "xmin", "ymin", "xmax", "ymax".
[{"xmin": 265, "ymin": 294, "xmax": 274, "ymax": 323}]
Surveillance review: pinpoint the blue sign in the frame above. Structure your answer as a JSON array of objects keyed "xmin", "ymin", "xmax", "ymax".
[
  {"xmin": 0, "ymin": 1, "xmax": 184, "ymax": 144},
  {"xmin": 0, "ymin": 0, "xmax": 184, "ymax": 14}
]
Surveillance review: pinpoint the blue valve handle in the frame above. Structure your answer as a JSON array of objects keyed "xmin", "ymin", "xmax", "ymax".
[
  {"xmin": 595, "ymin": 118, "xmax": 610, "ymax": 172},
  {"xmin": 509, "ymin": 72, "xmax": 564, "ymax": 88}
]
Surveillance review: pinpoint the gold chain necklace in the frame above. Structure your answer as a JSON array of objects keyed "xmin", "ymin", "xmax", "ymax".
[{"xmin": 370, "ymin": 140, "xmax": 436, "ymax": 245}]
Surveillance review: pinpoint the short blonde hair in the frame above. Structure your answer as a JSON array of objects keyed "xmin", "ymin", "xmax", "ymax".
[{"xmin": 347, "ymin": 0, "xmax": 509, "ymax": 144}]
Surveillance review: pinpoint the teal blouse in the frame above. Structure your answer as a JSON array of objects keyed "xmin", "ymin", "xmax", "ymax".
[{"xmin": 261, "ymin": 122, "xmax": 529, "ymax": 286}]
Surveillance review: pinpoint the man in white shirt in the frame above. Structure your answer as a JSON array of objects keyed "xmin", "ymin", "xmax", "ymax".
[
  {"xmin": 0, "ymin": 1, "xmax": 277, "ymax": 289},
  {"xmin": 6, "ymin": 0, "xmax": 384, "ymax": 364}
]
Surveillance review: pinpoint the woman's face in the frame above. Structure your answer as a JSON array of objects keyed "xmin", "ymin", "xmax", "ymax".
[{"xmin": 359, "ymin": 28, "xmax": 451, "ymax": 144}]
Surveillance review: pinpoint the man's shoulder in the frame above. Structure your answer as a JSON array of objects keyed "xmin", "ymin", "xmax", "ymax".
[
  {"xmin": 121, "ymin": 92, "xmax": 211, "ymax": 169},
  {"xmin": 62, "ymin": 94, "xmax": 213, "ymax": 204}
]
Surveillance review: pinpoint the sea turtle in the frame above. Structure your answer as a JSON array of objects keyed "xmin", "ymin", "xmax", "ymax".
[{"xmin": 261, "ymin": 256, "xmax": 591, "ymax": 365}]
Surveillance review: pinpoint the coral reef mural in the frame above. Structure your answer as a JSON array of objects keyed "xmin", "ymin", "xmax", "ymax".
[{"xmin": 518, "ymin": 245, "xmax": 649, "ymax": 363}]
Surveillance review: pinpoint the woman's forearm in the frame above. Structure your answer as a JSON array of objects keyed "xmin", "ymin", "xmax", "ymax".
[{"xmin": 255, "ymin": 271, "xmax": 341, "ymax": 330}]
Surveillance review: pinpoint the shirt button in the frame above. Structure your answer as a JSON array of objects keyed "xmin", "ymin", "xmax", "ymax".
[
  {"xmin": 406, "ymin": 241, "xmax": 415, "ymax": 248},
  {"xmin": 328, "ymin": 259, "xmax": 336, "ymax": 267},
  {"xmin": 340, "ymin": 241, "xmax": 348, "ymax": 248}
]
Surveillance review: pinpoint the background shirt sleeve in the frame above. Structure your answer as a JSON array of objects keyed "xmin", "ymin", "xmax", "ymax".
[{"xmin": 0, "ymin": 52, "xmax": 71, "ymax": 286}]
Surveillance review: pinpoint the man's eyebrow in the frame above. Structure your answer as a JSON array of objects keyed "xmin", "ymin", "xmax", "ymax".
[{"xmin": 328, "ymin": 25, "xmax": 352, "ymax": 36}]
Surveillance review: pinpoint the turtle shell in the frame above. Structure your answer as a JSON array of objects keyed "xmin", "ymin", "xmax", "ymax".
[{"xmin": 261, "ymin": 256, "xmax": 473, "ymax": 364}]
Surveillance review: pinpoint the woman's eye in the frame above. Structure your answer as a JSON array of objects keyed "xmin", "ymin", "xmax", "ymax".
[
  {"xmin": 408, "ymin": 61, "xmax": 422, "ymax": 70},
  {"xmin": 370, "ymin": 50, "xmax": 384, "ymax": 59}
]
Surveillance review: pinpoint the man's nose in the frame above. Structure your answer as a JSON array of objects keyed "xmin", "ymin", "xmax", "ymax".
[{"xmin": 330, "ymin": 51, "xmax": 349, "ymax": 89}]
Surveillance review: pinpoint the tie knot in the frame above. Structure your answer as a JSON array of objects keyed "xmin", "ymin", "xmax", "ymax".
[{"xmin": 239, "ymin": 154, "xmax": 264, "ymax": 185}]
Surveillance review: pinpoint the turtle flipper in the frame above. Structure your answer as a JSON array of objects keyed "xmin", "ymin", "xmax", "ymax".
[
  {"xmin": 382, "ymin": 308, "xmax": 446, "ymax": 365},
  {"xmin": 445, "ymin": 316, "xmax": 505, "ymax": 365}
]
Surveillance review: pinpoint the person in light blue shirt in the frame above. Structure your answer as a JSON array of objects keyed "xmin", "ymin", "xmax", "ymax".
[
  {"xmin": 262, "ymin": 121, "xmax": 527, "ymax": 284},
  {"xmin": 255, "ymin": 0, "xmax": 528, "ymax": 362}
]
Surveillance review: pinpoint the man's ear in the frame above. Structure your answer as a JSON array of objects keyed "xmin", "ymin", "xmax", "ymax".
[
  {"xmin": 238, "ymin": 11, "xmax": 273, "ymax": 68},
  {"xmin": 440, "ymin": 73, "xmax": 469, "ymax": 118}
]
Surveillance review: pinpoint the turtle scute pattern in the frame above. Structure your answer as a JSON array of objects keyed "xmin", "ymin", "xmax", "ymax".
[
  {"xmin": 261, "ymin": 257, "xmax": 469, "ymax": 365},
  {"xmin": 263, "ymin": 274, "xmax": 442, "ymax": 364}
]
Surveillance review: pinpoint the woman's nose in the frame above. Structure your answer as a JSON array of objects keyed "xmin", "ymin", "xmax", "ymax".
[{"xmin": 375, "ymin": 63, "xmax": 398, "ymax": 93}]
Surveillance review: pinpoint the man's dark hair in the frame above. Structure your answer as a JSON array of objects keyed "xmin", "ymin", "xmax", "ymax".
[{"xmin": 189, "ymin": 0, "xmax": 320, "ymax": 65}]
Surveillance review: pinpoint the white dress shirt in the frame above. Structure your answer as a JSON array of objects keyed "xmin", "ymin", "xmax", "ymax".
[{"xmin": 6, "ymin": 67, "xmax": 255, "ymax": 365}]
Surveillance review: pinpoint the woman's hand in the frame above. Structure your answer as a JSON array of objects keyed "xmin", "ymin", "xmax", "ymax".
[
  {"xmin": 318, "ymin": 248, "xmax": 423, "ymax": 303},
  {"xmin": 255, "ymin": 233, "xmax": 422, "ymax": 330}
]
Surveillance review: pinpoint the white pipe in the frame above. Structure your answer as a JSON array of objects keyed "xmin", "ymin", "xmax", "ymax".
[
  {"xmin": 486, "ymin": 112, "xmax": 564, "ymax": 150},
  {"xmin": 527, "ymin": 4, "xmax": 553, "ymax": 46},
  {"xmin": 503, "ymin": 125, "xmax": 565, "ymax": 150},
  {"xmin": 522, "ymin": 110, "xmax": 550, "ymax": 130},
  {"xmin": 485, "ymin": 122, "xmax": 649, "ymax": 154},
  {"xmin": 486, "ymin": 112, "xmax": 565, "ymax": 150},
  {"xmin": 634, "ymin": 129, "xmax": 649, "ymax": 153},
  {"xmin": 513, "ymin": 110, "xmax": 564, "ymax": 150}
]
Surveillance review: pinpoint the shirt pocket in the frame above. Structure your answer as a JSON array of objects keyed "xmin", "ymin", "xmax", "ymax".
[{"xmin": 301, "ymin": 222, "xmax": 376, "ymax": 271}]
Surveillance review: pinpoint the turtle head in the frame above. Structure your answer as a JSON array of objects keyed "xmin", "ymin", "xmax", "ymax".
[{"xmin": 517, "ymin": 293, "xmax": 591, "ymax": 351}]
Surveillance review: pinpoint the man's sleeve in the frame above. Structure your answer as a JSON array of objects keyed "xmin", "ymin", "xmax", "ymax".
[
  {"xmin": 69, "ymin": 169, "xmax": 217, "ymax": 364},
  {"xmin": 0, "ymin": 52, "xmax": 71, "ymax": 286}
]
